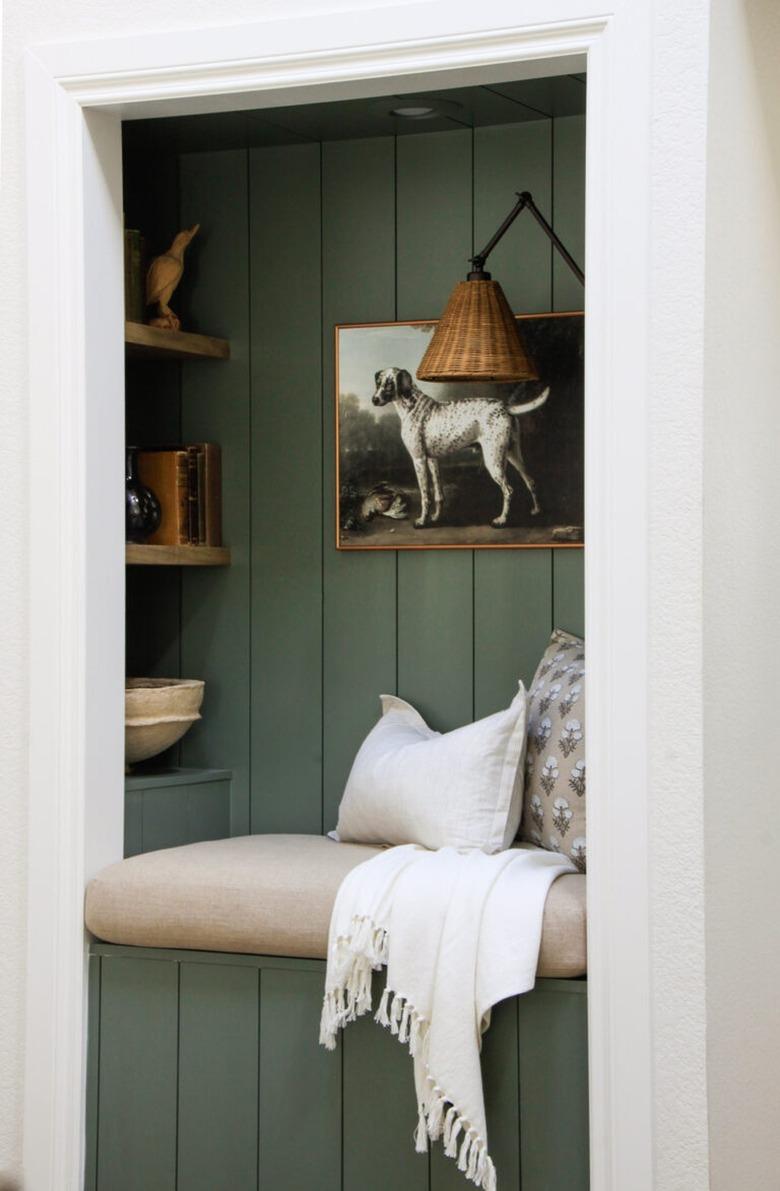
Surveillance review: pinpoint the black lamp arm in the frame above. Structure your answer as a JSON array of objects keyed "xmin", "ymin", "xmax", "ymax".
[{"xmin": 468, "ymin": 190, "xmax": 585, "ymax": 285}]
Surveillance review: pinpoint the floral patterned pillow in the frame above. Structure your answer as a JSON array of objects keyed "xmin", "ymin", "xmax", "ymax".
[{"xmin": 520, "ymin": 629, "xmax": 586, "ymax": 872}]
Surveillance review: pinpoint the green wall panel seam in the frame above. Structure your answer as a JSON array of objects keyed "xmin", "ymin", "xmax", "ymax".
[
  {"xmin": 257, "ymin": 966, "xmax": 262, "ymax": 1191},
  {"xmin": 320, "ymin": 139, "xmax": 326, "ymax": 837},
  {"xmin": 470, "ymin": 125, "xmax": 476, "ymax": 257},
  {"xmin": 393, "ymin": 132, "xmax": 399, "ymax": 712},
  {"xmin": 177, "ymin": 148, "xmax": 253, "ymax": 837},
  {"xmin": 393, "ymin": 134, "xmax": 398, "ymax": 322},
  {"xmin": 340, "ymin": 1018, "xmax": 345, "ymax": 1191},
  {"xmin": 89, "ymin": 956, "xmax": 102, "ymax": 1191},
  {"xmin": 470, "ymin": 127, "xmax": 476, "ymax": 730},
  {"xmin": 95, "ymin": 957, "xmax": 102, "ymax": 1191},
  {"xmin": 482, "ymin": 83, "xmax": 550, "ymax": 122},
  {"xmin": 249, "ymin": 142, "xmax": 324, "ymax": 833},
  {"xmin": 550, "ymin": 116, "xmax": 556, "ymax": 311},
  {"xmin": 469, "ymin": 552, "xmax": 476, "ymax": 719},
  {"xmin": 516, "ymin": 995, "xmax": 523, "ymax": 1190},
  {"xmin": 175, "ymin": 961, "xmax": 181, "ymax": 1191},
  {"xmin": 395, "ymin": 552, "xmax": 399, "ymax": 698},
  {"xmin": 246, "ymin": 144, "xmax": 255, "ymax": 840},
  {"xmin": 174, "ymin": 153, "xmax": 184, "ymax": 693}
]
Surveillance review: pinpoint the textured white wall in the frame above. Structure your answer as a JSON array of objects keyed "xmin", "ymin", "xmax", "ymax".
[
  {"xmin": 704, "ymin": 2, "xmax": 780, "ymax": 1188},
  {"xmin": 648, "ymin": 1, "xmax": 711, "ymax": 1186}
]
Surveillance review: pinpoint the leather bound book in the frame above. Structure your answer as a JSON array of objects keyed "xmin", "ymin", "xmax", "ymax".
[
  {"xmin": 186, "ymin": 447, "xmax": 201, "ymax": 545},
  {"xmin": 136, "ymin": 449, "xmax": 190, "ymax": 545},
  {"xmin": 196, "ymin": 448, "xmax": 207, "ymax": 545},
  {"xmin": 193, "ymin": 442, "xmax": 222, "ymax": 546}
]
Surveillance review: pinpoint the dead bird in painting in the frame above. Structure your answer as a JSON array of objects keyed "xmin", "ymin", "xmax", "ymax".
[{"xmin": 340, "ymin": 482, "xmax": 409, "ymax": 532}]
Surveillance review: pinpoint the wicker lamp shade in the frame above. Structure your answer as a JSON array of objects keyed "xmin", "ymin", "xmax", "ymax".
[{"xmin": 417, "ymin": 279, "xmax": 539, "ymax": 383}]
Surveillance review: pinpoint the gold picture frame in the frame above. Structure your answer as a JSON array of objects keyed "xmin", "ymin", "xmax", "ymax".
[{"xmin": 335, "ymin": 312, "xmax": 584, "ymax": 550}]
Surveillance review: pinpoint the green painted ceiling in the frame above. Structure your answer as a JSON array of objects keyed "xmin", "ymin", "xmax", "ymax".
[{"xmin": 123, "ymin": 75, "xmax": 586, "ymax": 154}]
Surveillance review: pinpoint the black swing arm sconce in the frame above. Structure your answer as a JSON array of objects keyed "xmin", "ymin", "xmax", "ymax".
[{"xmin": 417, "ymin": 190, "xmax": 584, "ymax": 383}]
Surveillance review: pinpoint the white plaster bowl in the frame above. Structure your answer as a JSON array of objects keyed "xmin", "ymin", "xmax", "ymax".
[{"xmin": 125, "ymin": 677, "xmax": 205, "ymax": 766}]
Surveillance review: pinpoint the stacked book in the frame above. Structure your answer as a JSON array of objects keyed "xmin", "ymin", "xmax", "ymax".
[{"xmin": 137, "ymin": 444, "xmax": 222, "ymax": 546}]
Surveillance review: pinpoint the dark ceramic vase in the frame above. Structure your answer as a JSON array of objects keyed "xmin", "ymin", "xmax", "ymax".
[{"xmin": 125, "ymin": 447, "xmax": 161, "ymax": 543}]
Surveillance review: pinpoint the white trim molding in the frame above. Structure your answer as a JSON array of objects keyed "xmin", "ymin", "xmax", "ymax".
[
  {"xmin": 23, "ymin": 3, "xmax": 710, "ymax": 1189},
  {"xmin": 24, "ymin": 52, "xmax": 126, "ymax": 1191}
]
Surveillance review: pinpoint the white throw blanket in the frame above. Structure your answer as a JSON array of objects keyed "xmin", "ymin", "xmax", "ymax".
[{"xmin": 319, "ymin": 844, "xmax": 575, "ymax": 1190}]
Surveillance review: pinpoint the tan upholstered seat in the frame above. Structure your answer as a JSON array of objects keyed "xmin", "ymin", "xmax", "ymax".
[{"xmin": 85, "ymin": 834, "xmax": 587, "ymax": 978}]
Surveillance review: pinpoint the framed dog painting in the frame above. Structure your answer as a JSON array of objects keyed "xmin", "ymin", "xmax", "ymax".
[{"xmin": 335, "ymin": 312, "xmax": 584, "ymax": 550}]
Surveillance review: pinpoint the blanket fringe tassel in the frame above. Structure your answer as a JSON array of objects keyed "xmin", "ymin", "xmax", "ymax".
[
  {"xmin": 319, "ymin": 917, "xmax": 388, "ymax": 1049},
  {"xmin": 320, "ymin": 917, "xmax": 497, "ymax": 1191},
  {"xmin": 381, "ymin": 993, "xmax": 496, "ymax": 1191}
]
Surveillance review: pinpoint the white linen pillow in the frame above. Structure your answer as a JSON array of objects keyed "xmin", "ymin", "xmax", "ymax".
[{"xmin": 333, "ymin": 684, "xmax": 528, "ymax": 853}]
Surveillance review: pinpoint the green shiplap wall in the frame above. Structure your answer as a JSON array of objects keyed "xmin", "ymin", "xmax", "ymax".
[
  {"xmin": 168, "ymin": 117, "xmax": 585, "ymax": 833},
  {"xmin": 178, "ymin": 150, "xmax": 253, "ymax": 834},
  {"xmin": 87, "ymin": 946, "xmax": 589, "ymax": 1191}
]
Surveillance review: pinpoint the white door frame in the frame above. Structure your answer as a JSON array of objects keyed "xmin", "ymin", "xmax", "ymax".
[{"xmin": 24, "ymin": 3, "xmax": 666, "ymax": 1188}]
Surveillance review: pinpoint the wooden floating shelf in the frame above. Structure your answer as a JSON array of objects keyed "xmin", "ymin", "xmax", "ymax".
[
  {"xmin": 125, "ymin": 321, "xmax": 230, "ymax": 361},
  {"xmin": 126, "ymin": 543, "xmax": 231, "ymax": 567}
]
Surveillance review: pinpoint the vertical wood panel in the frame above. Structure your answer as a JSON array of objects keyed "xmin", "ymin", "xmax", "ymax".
[
  {"xmin": 140, "ymin": 789, "xmax": 191, "ymax": 854},
  {"xmin": 322, "ymin": 138, "xmax": 397, "ymax": 829},
  {"xmin": 126, "ymin": 779, "xmax": 232, "ymax": 855},
  {"xmin": 250, "ymin": 143, "xmax": 324, "ymax": 833},
  {"xmin": 188, "ymin": 778, "xmax": 232, "ymax": 842},
  {"xmin": 396, "ymin": 129, "xmax": 473, "ymax": 319},
  {"xmin": 429, "ymin": 1138, "xmax": 463, "ymax": 1191},
  {"xmin": 259, "ymin": 968, "xmax": 341, "ymax": 1189},
  {"xmin": 397, "ymin": 551, "xmax": 474, "ymax": 729},
  {"xmin": 88, "ymin": 951, "xmax": 589, "ymax": 1191},
  {"xmin": 518, "ymin": 983, "xmax": 590, "ymax": 1191},
  {"xmin": 474, "ymin": 550, "xmax": 553, "ymax": 717},
  {"xmin": 552, "ymin": 114, "xmax": 586, "ymax": 642},
  {"xmin": 124, "ymin": 148, "xmax": 183, "ymax": 691},
  {"xmin": 125, "ymin": 372, "xmax": 182, "ymax": 686},
  {"xmin": 554, "ymin": 549, "xmax": 585, "ymax": 637},
  {"xmin": 396, "ymin": 129, "xmax": 475, "ymax": 730},
  {"xmin": 473, "ymin": 121, "xmax": 552, "ymax": 316},
  {"xmin": 125, "ymin": 359, "xmax": 181, "ymax": 451},
  {"xmin": 84, "ymin": 956, "xmax": 101, "ymax": 1191},
  {"xmin": 178, "ymin": 962, "xmax": 259, "ymax": 1191},
  {"xmin": 97, "ymin": 957, "xmax": 178, "ymax": 1191},
  {"xmin": 481, "ymin": 996, "xmax": 521, "ymax": 1189},
  {"xmin": 343, "ymin": 991, "xmax": 429, "ymax": 1191},
  {"xmin": 473, "ymin": 120, "xmax": 555, "ymax": 720},
  {"xmin": 429, "ymin": 997, "xmax": 519, "ymax": 1191},
  {"xmin": 431, "ymin": 1000, "xmax": 521, "ymax": 1186},
  {"xmin": 125, "ymin": 564, "xmax": 181, "ymax": 682},
  {"xmin": 552, "ymin": 114, "xmax": 586, "ymax": 312},
  {"xmin": 123, "ymin": 786, "xmax": 143, "ymax": 858},
  {"xmin": 179, "ymin": 149, "xmax": 253, "ymax": 835}
]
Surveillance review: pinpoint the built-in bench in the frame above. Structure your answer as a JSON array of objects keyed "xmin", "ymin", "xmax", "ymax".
[
  {"xmin": 85, "ymin": 834, "xmax": 587, "ymax": 974},
  {"xmin": 84, "ymin": 836, "xmax": 589, "ymax": 1191}
]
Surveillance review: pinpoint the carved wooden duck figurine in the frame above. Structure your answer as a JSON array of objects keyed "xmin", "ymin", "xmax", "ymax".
[{"xmin": 145, "ymin": 223, "xmax": 200, "ymax": 331}]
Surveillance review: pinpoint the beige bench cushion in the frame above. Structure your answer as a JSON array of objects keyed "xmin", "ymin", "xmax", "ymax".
[{"xmin": 85, "ymin": 834, "xmax": 587, "ymax": 978}]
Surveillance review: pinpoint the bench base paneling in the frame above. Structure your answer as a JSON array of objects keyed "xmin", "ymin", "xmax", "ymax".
[{"xmin": 86, "ymin": 944, "xmax": 588, "ymax": 1190}]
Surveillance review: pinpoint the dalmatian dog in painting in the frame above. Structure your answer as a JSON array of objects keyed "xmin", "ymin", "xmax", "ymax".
[{"xmin": 372, "ymin": 367, "xmax": 550, "ymax": 528}]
